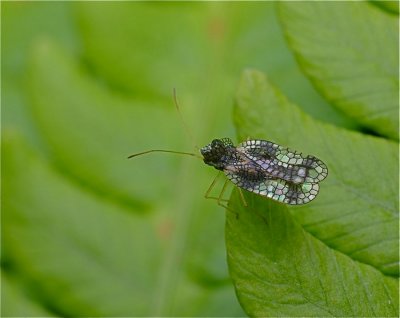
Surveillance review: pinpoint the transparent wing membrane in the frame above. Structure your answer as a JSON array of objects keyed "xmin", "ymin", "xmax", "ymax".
[
  {"xmin": 238, "ymin": 140, "xmax": 328, "ymax": 184},
  {"xmin": 225, "ymin": 168, "xmax": 320, "ymax": 205},
  {"xmin": 223, "ymin": 139, "xmax": 328, "ymax": 205}
]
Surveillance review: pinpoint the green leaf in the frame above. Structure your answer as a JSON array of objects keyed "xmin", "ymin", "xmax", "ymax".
[
  {"xmin": 2, "ymin": 132, "xmax": 243, "ymax": 316},
  {"xmin": 278, "ymin": 2, "xmax": 399, "ymax": 140},
  {"xmin": 226, "ymin": 190, "xmax": 399, "ymax": 317},
  {"xmin": 1, "ymin": 272, "xmax": 53, "ymax": 317},
  {"xmin": 28, "ymin": 39, "xmax": 188, "ymax": 209},
  {"xmin": 75, "ymin": 1, "xmax": 356, "ymax": 129},
  {"xmin": 3, "ymin": 132, "xmax": 161, "ymax": 316},
  {"xmin": 234, "ymin": 70, "xmax": 399, "ymax": 276},
  {"xmin": 370, "ymin": 1, "xmax": 399, "ymax": 15},
  {"xmin": 75, "ymin": 2, "xmax": 211, "ymax": 101},
  {"xmin": 2, "ymin": 1, "xmax": 79, "ymax": 150}
]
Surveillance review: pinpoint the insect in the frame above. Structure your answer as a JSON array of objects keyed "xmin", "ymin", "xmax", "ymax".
[
  {"xmin": 128, "ymin": 92, "xmax": 328, "ymax": 206},
  {"xmin": 199, "ymin": 138, "xmax": 327, "ymax": 205}
]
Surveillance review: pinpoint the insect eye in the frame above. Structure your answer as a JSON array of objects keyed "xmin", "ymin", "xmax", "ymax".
[{"xmin": 211, "ymin": 139, "xmax": 222, "ymax": 147}]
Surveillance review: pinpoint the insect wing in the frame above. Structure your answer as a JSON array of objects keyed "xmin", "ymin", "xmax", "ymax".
[
  {"xmin": 224, "ymin": 164, "xmax": 320, "ymax": 205},
  {"xmin": 238, "ymin": 140, "xmax": 328, "ymax": 183}
]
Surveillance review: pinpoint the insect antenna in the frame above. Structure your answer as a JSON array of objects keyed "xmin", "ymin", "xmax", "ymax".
[
  {"xmin": 127, "ymin": 149, "xmax": 202, "ymax": 159},
  {"xmin": 173, "ymin": 88, "xmax": 200, "ymax": 151},
  {"xmin": 128, "ymin": 89, "xmax": 202, "ymax": 160}
]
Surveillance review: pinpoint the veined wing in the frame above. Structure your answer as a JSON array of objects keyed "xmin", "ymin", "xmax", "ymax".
[
  {"xmin": 224, "ymin": 163, "xmax": 320, "ymax": 205},
  {"xmin": 237, "ymin": 139, "xmax": 328, "ymax": 184}
]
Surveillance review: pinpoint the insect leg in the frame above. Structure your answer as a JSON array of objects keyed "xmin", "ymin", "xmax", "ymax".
[
  {"xmin": 214, "ymin": 179, "xmax": 242, "ymax": 217},
  {"xmin": 217, "ymin": 179, "xmax": 229, "ymax": 205},
  {"xmin": 204, "ymin": 172, "xmax": 230, "ymax": 203},
  {"xmin": 238, "ymin": 188, "xmax": 248, "ymax": 207}
]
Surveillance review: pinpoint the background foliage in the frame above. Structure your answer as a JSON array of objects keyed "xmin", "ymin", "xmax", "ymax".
[{"xmin": 2, "ymin": 2, "xmax": 398, "ymax": 317}]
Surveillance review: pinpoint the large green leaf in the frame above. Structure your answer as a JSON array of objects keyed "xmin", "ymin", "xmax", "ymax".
[
  {"xmin": 3, "ymin": 135, "xmax": 162, "ymax": 316},
  {"xmin": 28, "ymin": 39, "xmax": 188, "ymax": 209},
  {"xmin": 278, "ymin": 2, "xmax": 399, "ymax": 140},
  {"xmin": 2, "ymin": 133, "xmax": 159, "ymax": 316},
  {"xmin": 2, "ymin": 132, "xmax": 243, "ymax": 316},
  {"xmin": 234, "ymin": 70, "xmax": 398, "ymax": 276},
  {"xmin": 1, "ymin": 1, "xmax": 79, "ymax": 150},
  {"xmin": 75, "ymin": 1, "xmax": 356, "ymax": 129},
  {"xmin": 226, "ymin": 190, "xmax": 399, "ymax": 317},
  {"xmin": 370, "ymin": 0, "xmax": 399, "ymax": 15},
  {"xmin": 74, "ymin": 2, "xmax": 210, "ymax": 101},
  {"xmin": 1, "ymin": 272, "xmax": 52, "ymax": 317}
]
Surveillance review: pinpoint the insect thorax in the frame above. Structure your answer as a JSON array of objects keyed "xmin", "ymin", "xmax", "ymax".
[{"xmin": 200, "ymin": 138, "xmax": 237, "ymax": 171}]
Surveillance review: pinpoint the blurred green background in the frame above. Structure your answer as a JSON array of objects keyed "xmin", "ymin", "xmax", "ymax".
[{"xmin": 1, "ymin": 1, "xmax": 396, "ymax": 317}]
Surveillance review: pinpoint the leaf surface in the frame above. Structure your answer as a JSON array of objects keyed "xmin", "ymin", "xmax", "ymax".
[
  {"xmin": 278, "ymin": 2, "xmax": 399, "ymax": 139},
  {"xmin": 28, "ymin": 39, "xmax": 186, "ymax": 208},
  {"xmin": 3, "ymin": 133, "xmax": 162, "ymax": 316},
  {"xmin": 2, "ymin": 132, "xmax": 243, "ymax": 316},
  {"xmin": 370, "ymin": 1, "xmax": 399, "ymax": 15},
  {"xmin": 234, "ymin": 70, "xmax": 399, "ymax": 276},
  {"xmin": 1, "ymin": 272, "xmax": 52, "ymax": 317},
  {"xmin": 226, "ymin": 190, "xmax": 399, "ymax": 317},
  {"xmin": 75, "ymin": 1, "xmax": 355, "ymax": 128}
]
